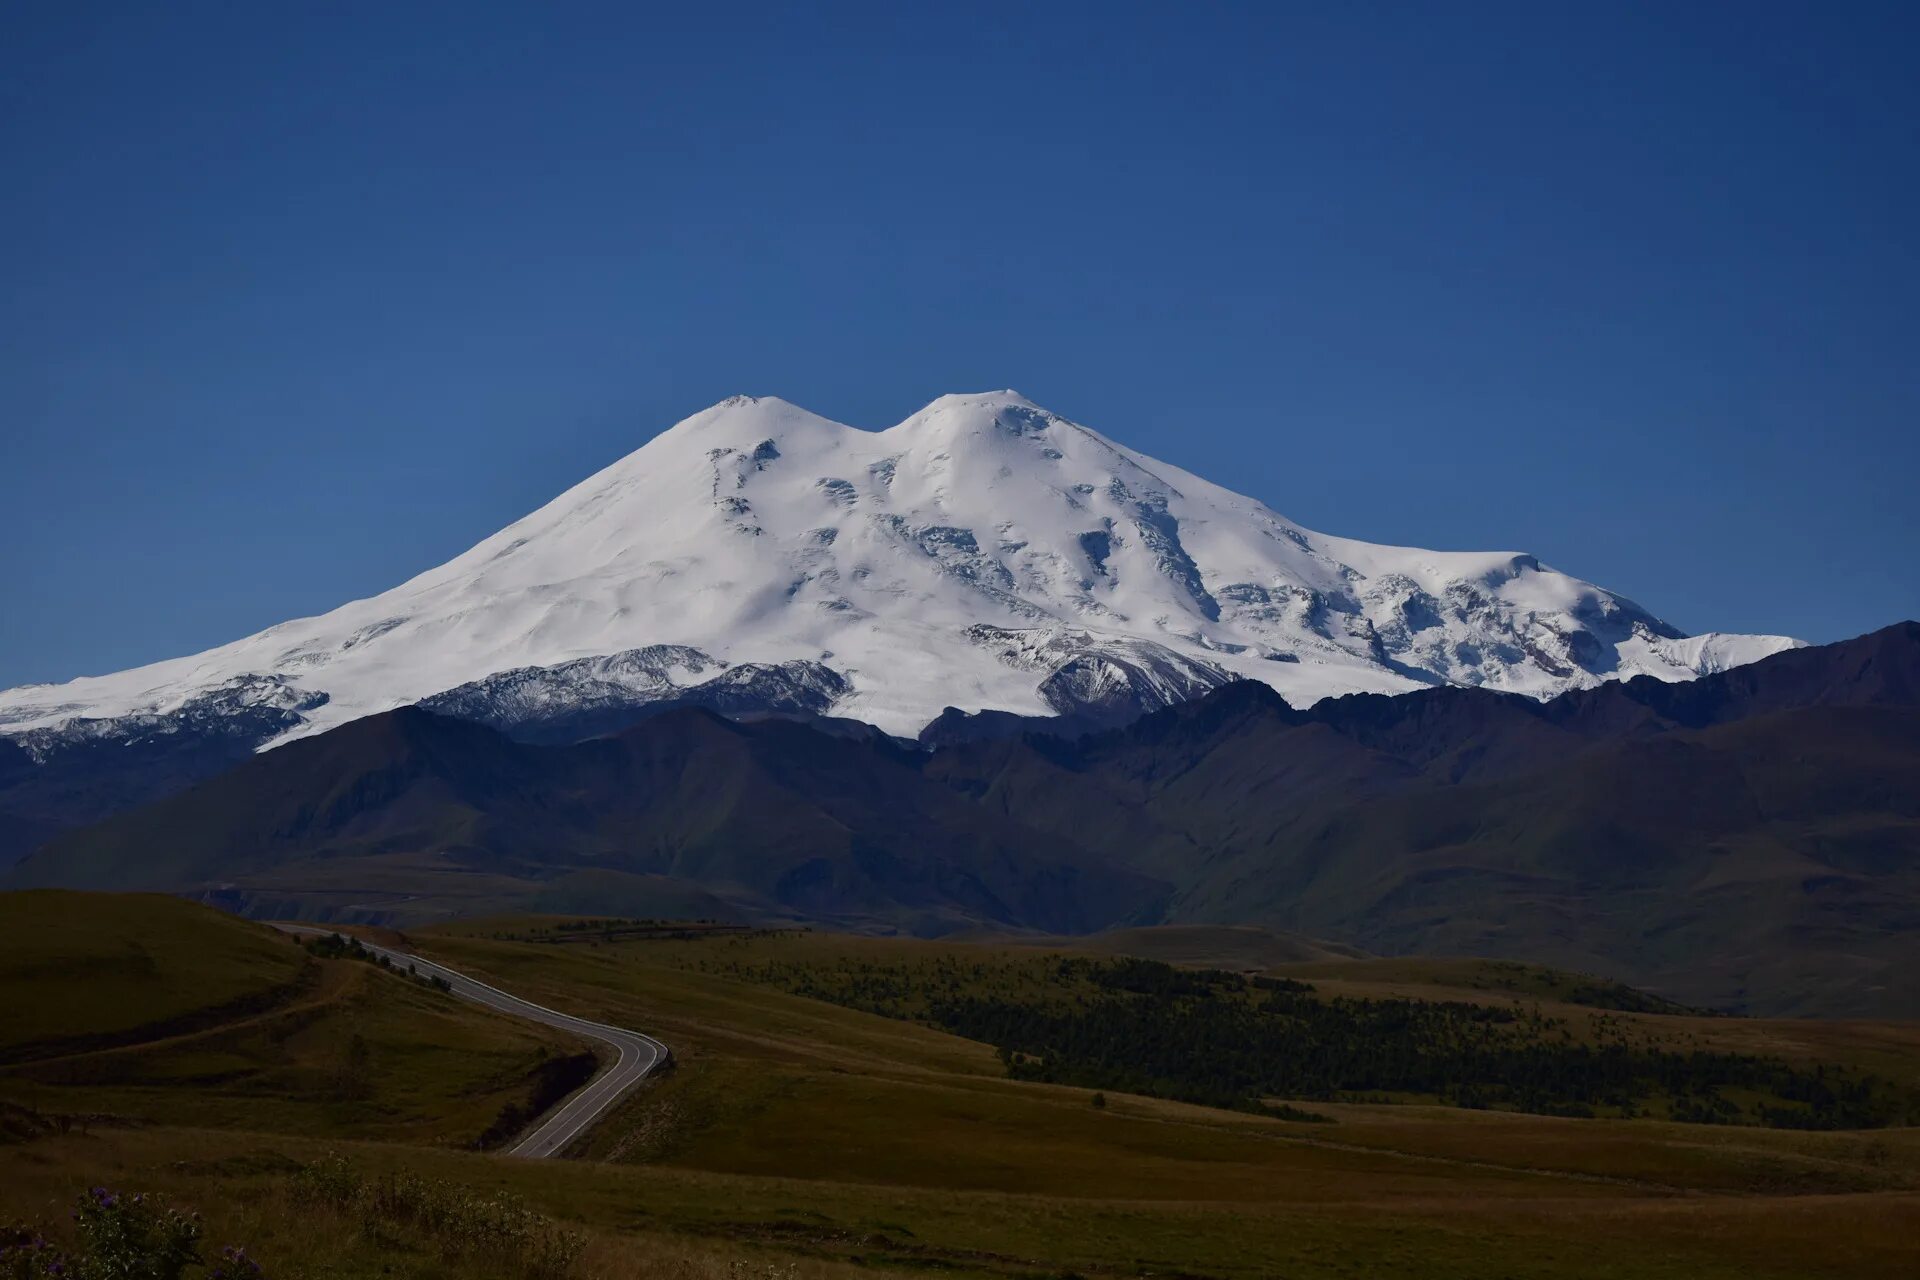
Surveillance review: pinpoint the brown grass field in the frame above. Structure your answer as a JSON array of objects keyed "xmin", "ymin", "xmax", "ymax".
[{"xmin": 2, "ymin": 898, "xmax": 1917, "ymax": 1278}]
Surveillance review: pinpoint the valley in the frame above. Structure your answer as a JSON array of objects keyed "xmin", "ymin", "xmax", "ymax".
[{"xmin": 3, "ymin": 893, "xmax": 1917, "ymax": 1279}]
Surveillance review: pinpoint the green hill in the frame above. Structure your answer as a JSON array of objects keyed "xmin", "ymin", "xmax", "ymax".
[
  {"xmin": 0, "ymin": 890, "xmax": 307, "ymax": 1059},
  {"xmin": 0, "ymin": 892, "xmax": 588, "ymax": 1146}
]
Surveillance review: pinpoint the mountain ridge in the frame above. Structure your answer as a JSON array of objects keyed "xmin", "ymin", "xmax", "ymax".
[{"xmin": 13, "ymin": 621, "xmax": 1915, "ymax": 1015}]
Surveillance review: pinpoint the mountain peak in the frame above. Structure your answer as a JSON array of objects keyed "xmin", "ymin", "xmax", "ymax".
[
  {"xmin": 658, "ymin": 394, "xmax": 854, "ymax": 449},
  {"xmin": 0, "ymin": 391, "xmax": 1803, "ymax": 747},
  {"xmin": 889, "ymin": 389, "xmax": 1062, "ymax": 443},
  {"xmin": 676, "ymin": 392, "xmax": 810, "ymax": 424},
  {"xmin": 916, "ymin": 388, "xmax": 1041, "ymax": 412}
]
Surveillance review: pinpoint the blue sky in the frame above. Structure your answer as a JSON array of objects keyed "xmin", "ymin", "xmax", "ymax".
[{"xmin": 3, "ymin": 2, "xmax": 1915, "ymax": 686}]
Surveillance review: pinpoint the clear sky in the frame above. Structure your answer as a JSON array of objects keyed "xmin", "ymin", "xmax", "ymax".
[{"xmin": 4, "ymin": 2, "xmax": 1915, "ymax": 687}]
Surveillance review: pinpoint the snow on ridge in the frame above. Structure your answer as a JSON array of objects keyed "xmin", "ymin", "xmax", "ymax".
[{"xmin": 0, "ymin": 389, "xmax": 1803, "ymax": 743}]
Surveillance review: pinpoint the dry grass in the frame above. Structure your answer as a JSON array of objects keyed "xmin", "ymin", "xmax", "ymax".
[
  {"xmin": 5, "ymin": 1123, "xmax": 1918, "ymax": 1279},
  {"xmin": 3, "ymin": 900, "xmax": 1917, "ymax": 1278}
]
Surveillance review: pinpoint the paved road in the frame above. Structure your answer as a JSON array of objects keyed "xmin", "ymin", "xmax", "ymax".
[{"xmin": 273, "ymin": 924, "xmax": 670, "ymax": 1158}]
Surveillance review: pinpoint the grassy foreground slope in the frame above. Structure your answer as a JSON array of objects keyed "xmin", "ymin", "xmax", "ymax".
[
  {"xmin": 0, "ymin": 890, "xmax": 308, "ymax": 1057},
  {"xmin": 3, "ymin": 900, "xmax": 1918, "ymax": 1279},
  {"xmin": 398, "ymin": 917, "xmax": 1920, "ymax": 1277},
  {"xmin": 0, "ymin": 893, "xmax": 588, "ymax": 1146}
]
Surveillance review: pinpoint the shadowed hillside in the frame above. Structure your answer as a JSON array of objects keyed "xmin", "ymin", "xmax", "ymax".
[
  {"xmin": 12, "ymin": 624, "xmax": 1919, "ymax": 1014},
  {"xmin": 9, "ymin": 708, "xmax": 1168, "ymax": 936}
]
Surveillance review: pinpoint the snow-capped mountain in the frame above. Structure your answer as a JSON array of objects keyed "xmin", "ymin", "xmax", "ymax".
[{"xmin": 0, "ymin": 391, "xmax": 1800, "ymax": 749}]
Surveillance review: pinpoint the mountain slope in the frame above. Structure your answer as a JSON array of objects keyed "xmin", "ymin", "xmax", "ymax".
[
  {"xmin": 14, "ymin": 624, "xmax": 1915, "ymax": 1013},
  {"xmin": 928, "ymin": 622, "xmax": 1920, "ymax": 1015},
  {"xmin": 1, "ymin": 391, "xmax": 1797, "ymax": 753},
  {"xmin": 9, "ymin": 706, "xmax": 1168, "ymax": 936}
]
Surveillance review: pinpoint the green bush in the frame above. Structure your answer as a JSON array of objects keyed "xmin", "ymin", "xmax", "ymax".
[{"xmin": 0, "ymin": 1187, "xmax": 257, "ymax": 1280}]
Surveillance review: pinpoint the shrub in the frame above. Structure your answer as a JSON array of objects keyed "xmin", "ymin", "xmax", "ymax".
[
  {"xmin": 292, "ymin": 1154, "xmax": 584, "ymax": 1279},
  {"xmin": 1, "ymin": 1186, "xmax": 254, "ymax": 1280}
]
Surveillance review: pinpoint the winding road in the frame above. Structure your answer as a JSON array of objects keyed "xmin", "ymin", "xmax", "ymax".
[{"xmin": 273, "ymin": 924, "xmax": 669, "ymax": 1158}]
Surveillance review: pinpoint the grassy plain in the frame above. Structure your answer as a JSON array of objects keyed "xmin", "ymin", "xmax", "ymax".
[{"xmin": 2, "ymin": 902, "xmax": 1917, "ymax": 1279}]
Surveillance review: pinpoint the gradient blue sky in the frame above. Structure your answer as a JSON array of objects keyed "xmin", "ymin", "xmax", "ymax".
[{"xmin": 4, "ymin": 2, "xmax": 1916, "ymax": 687}]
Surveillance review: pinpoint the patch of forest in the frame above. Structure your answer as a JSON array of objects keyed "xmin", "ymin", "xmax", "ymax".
[
  {"xmin": 699, "ymin": 952, "xmax": 1916, "ymax": 1129},
  {"xmin": 477, "ymin": 919, "xmax": 752, "ymax": 946}
]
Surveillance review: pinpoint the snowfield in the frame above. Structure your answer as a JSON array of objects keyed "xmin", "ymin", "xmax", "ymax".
[{"xmin": 0, "ymin": 391, "xmax": 1801, "ymax": 745}]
